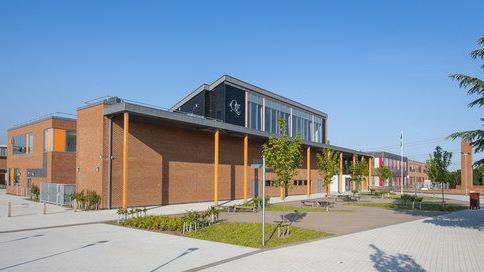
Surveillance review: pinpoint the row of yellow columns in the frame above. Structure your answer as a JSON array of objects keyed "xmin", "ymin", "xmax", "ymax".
[{"xmin": 121, "ymin": 117, "xmax": 373, "ymax": 209}]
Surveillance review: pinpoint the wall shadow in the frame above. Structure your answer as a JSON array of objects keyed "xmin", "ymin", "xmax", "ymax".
[{"xmin": 369, "ymin": 244, "xmax": 426, "ymax": 272}]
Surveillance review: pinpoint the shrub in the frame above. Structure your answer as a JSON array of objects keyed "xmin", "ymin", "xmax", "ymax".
[
  {"xmin": 85, "ymin": 190, "xmax": 100, "ymax": 210},
  {"xmin": 121, "ymin": 215, "xmax": 184, "ymax": 231},
  {"xmin": 30, "ymin": 184, "xmax": 40, "ymax": 201},
  {"xmin": 246, "ymin": 196, "xmax": 270, "ymax": 208}
]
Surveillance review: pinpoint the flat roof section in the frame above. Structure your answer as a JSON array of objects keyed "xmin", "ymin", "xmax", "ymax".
[
  {"xmin": 105, "ymin": 101, "xmax": 366, "ymax": 157},
  {"xmin": 7, "ymin": 114, "xmax": 77, "ymax": 132},
  {"xmin": 171, "ymin": 75, "xmax": 327, "ymax": 118}
]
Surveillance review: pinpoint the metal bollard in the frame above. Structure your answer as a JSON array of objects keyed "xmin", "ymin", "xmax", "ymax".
[
  {"xmin": 43, "ymin": 201, "xmax": 47, "ymax": 215},
  {"xmin": 8, "ymin": 202, "xmax": 12, "ymax": 217}
]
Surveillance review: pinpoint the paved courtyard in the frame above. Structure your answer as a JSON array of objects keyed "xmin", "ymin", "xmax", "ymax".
[{"xmin": 1, "ymin": 190, "xmax": 483, "ymax": 271}]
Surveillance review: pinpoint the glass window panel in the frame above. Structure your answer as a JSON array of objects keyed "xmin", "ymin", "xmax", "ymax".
[
  {"xmin": 66, "ymin": 131, "xmax": 76, "ymax": 152},
  {"xmin": 44, "ymin": 128, "xmax": 53, "ymax": 152},
  {"xmin": 13, "ymin": 135, "xmax": 26, "ymax": 155}
]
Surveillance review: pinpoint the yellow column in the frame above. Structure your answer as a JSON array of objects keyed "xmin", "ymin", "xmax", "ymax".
[
  {"xmin": 214, "ymin": 129, "xmax": 220, "ymax": 205},
  {"xmin": 368, "ymin": 158, "xmax": 372, "ymax": 191},
  {"xmin": 122, "ymin": 112, "xmax": 129, "ymax": 209},
  {"xmin": 306, "ymin": 146, "xmax": 311, "ymax": 196},
  {"xmin": 243, "ymin": 134, "xmax": 248, "ymax": 202},
  {"xmin": 339, "ymin": 153, "xmax": 343, "ymax": 193},
  {"xmin": 352, "ymin": 154, "xmax": 356, "ymax": 191},
  {"xmin": 360, "ymin": 157, "xmax": 365, "ymax": 192},
  {"xmin": 280, "ymin": 186, "xmax": 284, "ymax": 200}
]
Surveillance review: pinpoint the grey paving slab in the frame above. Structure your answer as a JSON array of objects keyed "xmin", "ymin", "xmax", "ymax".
[{"xmin": 0, "ymin": 223, "xmax": 255, "ymax": 272}]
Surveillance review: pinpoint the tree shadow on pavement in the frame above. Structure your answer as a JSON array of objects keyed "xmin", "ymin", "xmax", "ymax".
[
  {"xmin": 370, "ymin": 244, "xmax": 426, "ymax": 272},
  {"xmin": 422, "ymin": 210, "xmax": 484, "ymax": 230},
  {"xmin": 149, "ymin": 247, "xmax": 198, "ymax": 272}
]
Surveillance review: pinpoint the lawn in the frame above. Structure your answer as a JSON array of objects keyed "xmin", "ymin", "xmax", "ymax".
[
  {"xmin": 186, "ymin": 222, "xmax": 331, "ymax": 248},
  {"xmin": 346, "ymin": 202, "xmax": 467, "ymax": 212},
  {"xmin": 265, "ymin": 204, "xmax": 352, "ymax": 213}
]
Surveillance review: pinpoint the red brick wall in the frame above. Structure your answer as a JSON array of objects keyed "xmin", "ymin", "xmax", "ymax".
[
  {"xmin": 6, "ymin": 118, "xmax": 76, "ymax": 195},
  {"xmin": 102, "ymin": 115, "xmax": 323, "ymax": 207},
  {"xmin": 76, "ymin": 104, "xmax": 106, "ymax": 199}
]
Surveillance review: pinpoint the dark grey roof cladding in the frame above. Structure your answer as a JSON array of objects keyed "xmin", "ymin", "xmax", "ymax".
[{"xmin": 171, "ymin": 75, "xmax": 327, "ymax": 118}]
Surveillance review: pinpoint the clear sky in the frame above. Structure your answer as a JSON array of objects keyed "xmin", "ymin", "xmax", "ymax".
[{"xmin": 1, "ymin": 1, "xmax": 482, "ymax": 170}]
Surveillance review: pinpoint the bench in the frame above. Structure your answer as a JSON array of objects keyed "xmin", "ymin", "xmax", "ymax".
[
  {"xmin": 301, "ymin": 200, "xmax": 318, "ymax": 207},
  {"xmin": 224, "ymin": 205, "xmax": 257, "ymax": 212}
]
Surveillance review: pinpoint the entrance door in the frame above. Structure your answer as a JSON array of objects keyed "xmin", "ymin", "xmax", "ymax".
[
  {"xmin": 27, "ymin": 178, "xmax": 32, "ymax": 196},
  {"xmin": 252, "ymin": 179, "xmax": 259, "ymax": 197}
]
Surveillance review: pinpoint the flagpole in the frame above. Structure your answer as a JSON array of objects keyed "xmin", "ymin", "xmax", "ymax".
[{"xmin": 400, "ymin": 131, "xmax": 404, "ymax": 195}]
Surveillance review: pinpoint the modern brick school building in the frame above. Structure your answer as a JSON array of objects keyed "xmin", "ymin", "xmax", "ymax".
[
  {"xmin": 76, "ymin": 75, "xmax": 373, "ymax": 208},
  {"xmin": 7, "ymin": 75, "xmax": 375, "ymax": 208}
]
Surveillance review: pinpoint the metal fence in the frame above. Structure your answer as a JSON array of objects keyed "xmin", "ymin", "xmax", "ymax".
[{"xmin": 40, "ymin": 182, "xmax": 76, "ymax": 206}]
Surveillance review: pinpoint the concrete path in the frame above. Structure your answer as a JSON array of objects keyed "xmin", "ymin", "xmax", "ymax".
[
  {"xmin": 0, "ymin": 190, "xmax": 325, "ymax": 232},
  {"xmin": 0, "ymin": 223, "xmax": 255, "ymax": 272},
  {"xmin": 197, "ymin": 209, "xmax": 484, "ymax": 272}
]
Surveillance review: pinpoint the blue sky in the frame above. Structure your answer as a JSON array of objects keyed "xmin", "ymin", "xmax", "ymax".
[{"xmin": 0, "ymin": 1, "xmax": 482, "ymax": 169}]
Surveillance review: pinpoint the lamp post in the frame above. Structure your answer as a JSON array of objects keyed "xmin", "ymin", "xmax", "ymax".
[{"xmin": 262, "ymin": 157, "xmax": 266, "ymax": 247}]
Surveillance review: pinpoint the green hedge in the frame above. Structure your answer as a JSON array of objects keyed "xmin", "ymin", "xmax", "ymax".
[
  {"xmin": 121, "ymin": 215, "xmax": 184, "ymax": 231},
  {"xmin": 400, "ymin": 194, "xmax": 423, "ymax": 202}
]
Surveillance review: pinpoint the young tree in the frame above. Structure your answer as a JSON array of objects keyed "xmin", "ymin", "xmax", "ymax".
[
  {"xmin": 262, "ymin": 118, "xmax": 303, "ymax": 203},
  {"xmin": 375, "ymin": 165, "xmax": 392, "ymax": 188},
  {"xmin": 426, "ymin": 146, "xmax": 452, "ymax": 204},
  {"xmin": 316, "ymin": 147, "xmax": 340, "ymax": 196},
  {"xmin": 448, "ymin": 36, "xmax": 484, "ymax": 166},
  {"xmin": 349, "ymin": 155, "xmax": 369, "ymax": 194}
]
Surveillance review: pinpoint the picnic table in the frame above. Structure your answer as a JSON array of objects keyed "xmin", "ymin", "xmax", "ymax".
[{"xmin": 301, "ymin": 198, "xmax": 336, "ymax": 209}]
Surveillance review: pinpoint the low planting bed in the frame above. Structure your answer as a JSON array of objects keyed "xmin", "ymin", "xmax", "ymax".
[{"xmin": 115, "ymin": 206, "xmax": 332, "ymax": 248}]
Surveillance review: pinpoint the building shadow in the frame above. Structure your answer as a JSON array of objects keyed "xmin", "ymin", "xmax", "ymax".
[
  {"xmin": 369, "ymin": 244, "xmax": 426, "ymax": 272},
  {"xmin": 0, "ymin": 240, "xmax": 109, "ymax": 271},
  {"xmin": 422, "ymin": 209, "xmax": 484, "ymax": 230},
  {"xmin": 149, "ymin": 247, "xmax": 198, "ymax": 272}
]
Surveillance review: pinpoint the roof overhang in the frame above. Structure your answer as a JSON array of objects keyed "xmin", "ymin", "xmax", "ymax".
[{"xmin": 106, "ymin": 102, "xmax": 366, "ymax": 157}]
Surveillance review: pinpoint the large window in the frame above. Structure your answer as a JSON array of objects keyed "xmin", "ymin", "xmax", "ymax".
[
  {"xmin": 247, "ymin": 92, "xmax": 263, "ymax": 130},
  {"xmin": 292, "ymin": 109, "xmax": 312, "ymax": 142},
  {"xmin": 13, "ymin": 135, "xmax": 26, "ymax": 155},
  {"xmin": 264, "ymin": 98, "xmax": 290, "ymax": 135},
  {"xmin": 44, "ymin": 128, "xmax": 76, "ymax": 152},
  {"xmin": 314, "ymin": 116, "xmax": 323, "ymax": 143}
]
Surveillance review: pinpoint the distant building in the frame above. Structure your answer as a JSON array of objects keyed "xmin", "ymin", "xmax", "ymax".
[
  {"xmin": 0, "ymin": 145, "xmax": 6, "ymax": 188},
  {"xmin": 368, "ymin": 151, "xmax": 408, "ymax": 189},
  {"xmin": 6, "ymin": 115, "xmax": 77, "ymax": 196},
  {"xmin": 408, "ymin": 160, "xmax": 428, "ymax": 189}
]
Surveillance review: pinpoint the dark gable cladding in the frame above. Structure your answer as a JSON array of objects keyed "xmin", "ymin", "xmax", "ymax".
[{"xmin": 177, "ymin": 82, "xmax": 245, "ymax": 127}]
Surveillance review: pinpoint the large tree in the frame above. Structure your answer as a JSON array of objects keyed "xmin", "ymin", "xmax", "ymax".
[
  {"xmin": 426, "ymin": 146, "xmax": 452, "ymax": 204},
  {"xmin": 262, "ymin": 118, "xmax": 303, "ymax": 201},
  {"xmin": 316, "ymin": 147, "xmax": 340, "ymax": 195},
  {"xmin": 448, "ymin": 37, "xmax": 484, "ymax": 165}
]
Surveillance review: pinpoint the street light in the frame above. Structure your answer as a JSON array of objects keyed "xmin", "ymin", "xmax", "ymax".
[{"xmin": 251, "ymin": 158, "xmax": 266, "ymax": 247}]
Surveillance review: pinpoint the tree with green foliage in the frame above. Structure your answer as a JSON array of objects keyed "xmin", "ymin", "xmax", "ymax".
[
  {"xmin": 349, "ymin": 155, "xmax": 369, "ymax": 193},
  {"xmin": 426, "ymin": 146, "xmax": 452, "ymax": 204},
  {"xmin": 316, "ymin": 147, "xmax": 340, "ymax": 195},
  {"xmin": 262, "ymin": 118, "xmax": 303, "ymax": 201},
  {"xmin": 448, "ymin": 36, "xmax": 484, "ymax": 166},
  {"xmin": 375, "ymin": 165, "xmax": 392, "ymax": 187}
]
